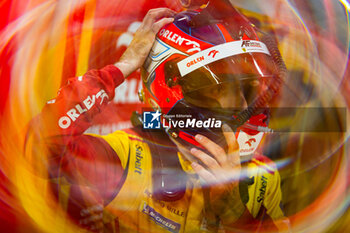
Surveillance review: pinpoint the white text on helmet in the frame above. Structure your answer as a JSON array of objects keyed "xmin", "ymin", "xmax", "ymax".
[
  {"xmin": 241, "ymin": 40, "xmax": 262, "ymax": 48},
  {"xmin": 159, "ymin": 29, "xmax": 201, "ymax": 53}
]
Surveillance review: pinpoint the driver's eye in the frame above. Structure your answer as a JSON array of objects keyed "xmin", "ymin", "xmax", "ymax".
[
  {"xmin": 241, "ymin": 80, "xmax": 260, "ymax": 104},
  {"xmin": 203, "ymin": 86, "xmax": 222, "ymax": 97},
  {"xmin": 250, "ymin": 80, "xmax": 260, "ymax": 87}
]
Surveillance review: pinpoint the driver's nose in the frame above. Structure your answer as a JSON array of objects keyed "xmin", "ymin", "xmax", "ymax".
[{"xmin": 216, "ymin": 88, "xmax": 248, "ymax": 109}]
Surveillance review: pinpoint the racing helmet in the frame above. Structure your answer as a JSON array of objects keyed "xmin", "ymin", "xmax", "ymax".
[{"xmin": 140, "ymin": 5, "xmax": 281, "ymax": 157}]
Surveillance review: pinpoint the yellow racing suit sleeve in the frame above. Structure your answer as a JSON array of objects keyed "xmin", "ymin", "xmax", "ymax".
[{"xmin": 264, "ymin": 168, "xmax": 291, "ymax": 232}]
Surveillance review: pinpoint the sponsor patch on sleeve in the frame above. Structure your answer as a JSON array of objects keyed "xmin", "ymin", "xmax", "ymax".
[{"xmin": 141, "ymin": 202, "xmax": 181, "ymax": 233}]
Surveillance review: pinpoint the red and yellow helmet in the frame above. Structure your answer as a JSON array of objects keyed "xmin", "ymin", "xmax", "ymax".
[{"xmin": 140, "ymin": 3, "xmax": 283, "ymax": 156}]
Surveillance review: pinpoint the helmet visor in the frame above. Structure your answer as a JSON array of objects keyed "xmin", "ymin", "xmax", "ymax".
[{"xmin": 178, "ymin": 53, "xmax": 276, "ymax": 108}]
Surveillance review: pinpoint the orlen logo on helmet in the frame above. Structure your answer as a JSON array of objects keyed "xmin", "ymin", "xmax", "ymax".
[
  {"xmin": 186, "ymin": 56, "xmax": 204, "ymax": 67},
  {"xmin": 158, "ymin": 29, "xmax": 201, "ymax": 53},
  {"xmin": 185, "ymin": 49, "xmax": 219, "ymax": 68}
]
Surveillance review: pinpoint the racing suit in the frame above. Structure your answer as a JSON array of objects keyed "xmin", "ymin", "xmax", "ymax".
[{"xmin": 27, "ymin": 65, "xmax": 290, "ymax": 232}]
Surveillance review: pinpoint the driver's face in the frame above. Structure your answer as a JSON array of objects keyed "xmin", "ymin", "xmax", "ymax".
[
  {"xmin": 201, "ymin": 82, "xmax": 248, "ymax": 109},
  {"xmin": 182, "ymin": 73, "xmax": 262, "ymax": 109}
]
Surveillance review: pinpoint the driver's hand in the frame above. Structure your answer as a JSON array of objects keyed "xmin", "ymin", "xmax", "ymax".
[
  {"xmin": 79, "ymin": 204, "xmax": 104, "ymax": 233},
  {"xmin": 115, "ymin": 8, "xmax": 176, "ymax": 77},
  {"xmin": 190, "ymin": 124, "xmax": 246, "ymax": 224}
]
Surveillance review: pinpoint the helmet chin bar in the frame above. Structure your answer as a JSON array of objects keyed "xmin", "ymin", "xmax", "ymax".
[{"xmin": 164, "ymin": 99, "xmax": 273, "ymax": 157}]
